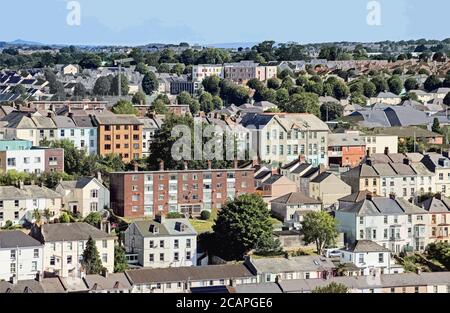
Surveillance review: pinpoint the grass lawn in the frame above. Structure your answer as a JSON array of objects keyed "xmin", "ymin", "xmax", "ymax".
[{"xmin": 189, "ymin": 219, "xmax": 214, "ymax": 233}]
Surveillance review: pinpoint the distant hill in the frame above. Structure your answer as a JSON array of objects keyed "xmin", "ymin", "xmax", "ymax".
[
  {"xmin": 205, "ymin": 42, "xmax": 258, "ymax": 49},
  {"xmin": 7, "ymin": 39, "xmax": 44, "ymax": 46}
]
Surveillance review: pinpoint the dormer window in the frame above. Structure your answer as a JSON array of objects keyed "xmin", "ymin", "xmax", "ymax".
[{"xmin": 149, "ymin": 225, "xmax": 159, "ymax": 234}]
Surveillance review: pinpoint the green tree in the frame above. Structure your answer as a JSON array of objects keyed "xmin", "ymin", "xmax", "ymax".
[
  {"xmin": 424, "ymin": 75, "xmax": 442, "ymax": 92},
  {"xmin": 432, "ymin": 118, "xmax": 442, "ymax": 134},
  {"xmin": 362, "ymin": 81, "xmax": 377, "ymax": 98},
  {"xmin": 79, "ymin": 54, "xmax": 102, "ymax": 69},
  {"xmin": 82, "ymin": 236, "xmax": 105, "ymax": 275},
  {"xmin": 132, "ymin": 91, "xmax": 146, "ymax": 105},
  {"xmin": 321, "ymin": 102, "xmax": 343, "ymax": 121},
  {"xmin": 93, "ymin": 77, "xmax": 111, "ymax": 96},
  {"xmin": 285, "ymin": 93, "xmax": 320, "ymax": 116},
  {"xmin": 114, "ymin": 245, "xmax": 129, "ymax": 273},
  {"xmin": 371, "ymin": 76, "xmax": 388, "ymax": 93},
  {"xmin": 202, "ymin": 75, "xmax": 221, "ymax": 96},
  {"xmin": 84, "ymin": 212, "xmax": 103, "ymax": 228},
  {"xmin": 73, "ymin": 83, "xmax": 87, "ymax": 98},
  {"xmin": 135, "ymin": 62, "xmax": 149, "ymax": 75},
  {"xmin": 50, "ymin": 140, "xmax": 85, "ymax": 176},
  {"xmin": 212, "ymin": 194, "xmax": 281, "ymax": 261},
  {"xmin": 110, "ymin": 74, "xmax": 129, "ymax": 96},
  {"xmin": 142, "ymin": 72, "xmax": 159, "ymax": 95},
  {"xmin": 176, "ymin": 91, "xmax": 193, "ymax": 105},
  {"xmin": 112, "ymin": 100, "xmax": 138, "ymax": 115},
  {"xmin": 301, "ymin": 211, "xmax": 338, "ymax": 255},
  {"xmin": 312, "ymin": 282, "xmax": 349, "ymax": 293},
  {"xmin": 152, "ymin": 99, "xmax": 169, "ymax": 114},
  {"xmin": 275, "ymin": 88, "xmax": 289, "ymax": 108},
  {"xmin": 387, "ymin": 75, "xmax": 404, "ymax": 95},
  {"xmin": 404, "ymin": 78, "xmax": 419, "ymax": 91},
  {"xmin": 59, "ymin": 212, "xmax": 71, "ymax": 223},
  {"xmin": 267, "ymin": 78, "xmax": 281, "ymax": 90},
  {"xmin": 199, "ymin": 92, "xmax": 215, "ymax": 113}
]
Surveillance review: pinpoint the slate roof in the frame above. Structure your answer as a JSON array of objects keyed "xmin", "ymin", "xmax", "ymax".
[
  {"xmin": 328, "ymin": 133, "xmax": 365, "ymax": 147},
  {"xmin": 310, "ymin": 172, "xmax": 333, "ymax": 183},
  {"xmin": 84, "ymin": 273, "xmax": 132, "ymax": 291},
  {"xmin": 51, "ymin": 116, "xmax": 76, "ymax": 128},
  {"xmin": 339, "ymin": 191, "xmax": 379, "ymax": 203},
  {"xmin": 234, "ymin": 283, "xmax": 282, "ymax": 293},
  {"xmin": 249, "ymin": 256, "xmax": 335, "ymax": 273},
  {"xmin": 340, "ymin": 197, "xmax": 425, "ymax": 216},
  {"xmin": 125, "ymin": 264, "xmax": 254, "ymax": 284},
  {"xmin": 261, "ymin": 174, "xmax": 283, "ymax": 185},
  {"xmin": 0, "ymin": 185, "xmax": 62, "ymax": 200},
  {"xmin": 133, "ymin": 219, "xmax": 197, "ymax": 237},
  {"xmin": 40, "ymin": 223, "xmax": 116, "ymax": 242},
  {"xmin": 94, "ymin": 114, "xmax": 143, "ymax": 125},
  {"xmin": 421, "ymin": 197, "xmax": 450, "ymax": 213},
  {"xmin": 0, "ymin": 230, "xmax": 42, "ymax": 249},
  {"xmin": 342, "ymin": 240, "xmax": 390, "ymax": 253},
  {"xmin": 71, "ymin": 115, "xmax": 95, "ymax": 128},
  {"xmin": 271, "ymin": 192, "xmax": 321, "ymax": 205},
  {"xmin": 58, "ymin": 177, "xmax": 97, "ymax": 190},
  {"xmin": 0, "ymin": 280, "xmax": 45, "ymax": 293}
]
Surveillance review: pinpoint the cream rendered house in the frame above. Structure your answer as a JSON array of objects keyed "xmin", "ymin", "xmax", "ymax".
[
  {"xmin": 309, "ymin": 172, "xmax": 351, "ymax": 208},
  {"xmin": 55, "ymin": 176, "xmax": 110, "ymax": 218},
  {"xmin": 31, "ymin": 223, "xmax": 116, "ymax": 278}
]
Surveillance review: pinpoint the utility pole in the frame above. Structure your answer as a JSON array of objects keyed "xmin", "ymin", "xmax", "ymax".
[{"xmin": 114, "ymin": 58, "xmax": 134, "ymax": 97}]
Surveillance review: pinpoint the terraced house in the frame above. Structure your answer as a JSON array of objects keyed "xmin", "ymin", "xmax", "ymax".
[
  {"xmin": 0, "ymin": 184, "xmax": 62, "ymax": 227},
  {"xmin": 240, "ymin": 113, "xmax": 329, "ymax": 166},
  {"xmin": 336, "ymin": 194, "xmax": 428, "ymax": 253},
  {"xmin": 341, "ymin": 153, "xmax": 435, "ymax": 201}
]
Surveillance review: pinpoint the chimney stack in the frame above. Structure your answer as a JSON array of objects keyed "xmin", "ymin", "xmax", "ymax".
[
  {"xmin": 384, "ymin": 147, "xmax": 390, "ymax": 156},
  {"xmin": 101, "ymin": 268, "xmax": 109, "ymax": 278},
  {"xmin": 19, "ymin": 181, "xmax": 24, "ymax": 190},
  {"xmin": 403, "ymin": 158, "xmax": 410, "ymax": 166},
  {"xmin": 159, "ymin": 160, "xmax": 165, "ymax": 171},
  {"xmin": 389, "ymin": 193, "xmax": 396, "ymax": 200},
  {"xmin": 155, "ymin": 214, "xmax": 165, "ymax": 224},
  {"xmin": 208, "ymin": 160, "xmax": 213, "ymax": 170},
  {"xmin": 366, "ymin": 192, "xmax": 373, "ymax": 201},
  {"xmin": 97, "ymin": 172, "xmax": 102, "ymax": 182},
  {"xmin": 299, "ymin": 154, "xmax": 306, "ymax": 163},
  {"xmin": 183, "ymin": 160, "xmax": 188, "ymax": 170},
  {"xmin": 435, "ymin": 193, "xmax": 442, "ymax": 200},
  {"xmin": 233, "ymin": 159, "xmax": 238, "ymax": 169},
  {"xmin": 134, "ymin": 162, "xmax": 139, "ymax": 172}
]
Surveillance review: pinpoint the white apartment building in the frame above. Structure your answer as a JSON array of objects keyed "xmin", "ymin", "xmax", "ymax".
[
  {"xmin": 336, "ymin": 195, "xmax": 428, "ymax": 253},
  {"xmin": 52, "ymin": 115, "xmax": 98, "ymax": 155},
  {"xmin": 192, "ymin": 64, "xmax": 224, "ymax": 82},
  {"xmin": 0, "ymin": 231, "xmax": 43, "ymax": 282},
  {"xmin": 31, "ymin": 223, "xmax": 116, "ymax": 278},
  {"xmin": 240, "ymin": 113, "xmax": 329, "ymax": 166},
  {"xmin": 124, "ymin": 216, "xmax": 197, "ymax": 268},
  {"xmin": 1, "ymin": 149, "xmax": 45, "ymax": 174}
]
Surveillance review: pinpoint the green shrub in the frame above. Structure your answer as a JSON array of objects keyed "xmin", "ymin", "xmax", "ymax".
[{"xmin": 200, "ymin": 210, "xmax": 211, "ymax": 221}]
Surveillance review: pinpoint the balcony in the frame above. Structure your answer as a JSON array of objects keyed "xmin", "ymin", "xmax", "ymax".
[{"xmin": 328, "ymin": 151, "xmax": 343, "ymax": 157}]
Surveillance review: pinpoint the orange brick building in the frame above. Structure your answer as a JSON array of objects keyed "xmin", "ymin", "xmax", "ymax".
[
  {"xmin": 94, "ymin": 114, "xmax": 143, "ymax": 163},
  {"xmin": 328, "ymin": 133, "xmax": 366, "ymax": 168}
]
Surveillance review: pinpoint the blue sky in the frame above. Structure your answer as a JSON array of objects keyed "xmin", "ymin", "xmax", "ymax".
[{"xmin": 0, "ymin": 0, "xmax": 448, "ymax": 46}]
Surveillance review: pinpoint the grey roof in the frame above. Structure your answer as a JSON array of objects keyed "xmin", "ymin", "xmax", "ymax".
[
  {"xmin": 84, "ymin": 273, "xmax": 132, "ymax": 291},
  {"xmin": 70, "ymin": 115, "xmax": 95, "ymax": 128},
  {"xmin": 31, "ymin": 116, "xmax": 56, "ymax": 129},
  {"xmin": 271, "ymin": 192, "xmax": 321, "ymax": 205},
  {"xmin": 339, "ymin": 191, "xmax": 379, "ymax": 203},
  {"xmin": 133, "ymin": 219, "xmax": 197, "ymax": 237},
  {"xmin": 0, "ymin": 230, "xmax": 42, "ymax": 249},
  {"xmin": 249, "ymin": 255, "xmax": 335, "ymax": 274},
  {"xmin": 421, "ymin": 197, "xmax": 450, "ymax": 213},
  {"xmin": 328, "ymin": 133, "xmax": 365, "ymax": 147},
  {"xmin": 126, "ymin": 264, "xmax": 254, "ymax": 284},
  {"xmin": 342, "ymin": 240, "xmax": 390, "ymax": 253},
  {"xmin": 234, "ymin": 283, "xmax": 282, "ymax": 293},
  {"xmin": 58, "ymin": 177, "xmax": 97, "ymax": 190},
  {"xmin": 0, "ymin": 185, "xmax": 62, "ymax": 201},
  {"xmin": 51, "ymin": 116, "xmax": 76, "ymax": 128},
  {"xmin": 278, "ymin": 272, "xmax": 450, "ymax": 292},
  {"xmin": 40, "ymin": 223, "xmax": 116, "ymax": 242},
  {"xmin": 40, "ymin": 277, "xmax": 67, "ymax": 293},
  {"xmin": 340, "ymin": 197, "xmax": 425, "ymax": 216},
  {"xmin": 310, "ymin": 172, "xmax": 333, "ymax": 183},
  {"xmin": 94, "ymin": 114, "xmax": 142, "ymax": 125},
  {"xmin": 376, "ymin": 91, "xmax": 401, "ymax": 98},
  {"xmin": 0, "ymin": 280, "xmax": 45, "ymax": 293},
  {"xmin": 262, "ymin": 174, "xmax": 285, "ymax": 185}
]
